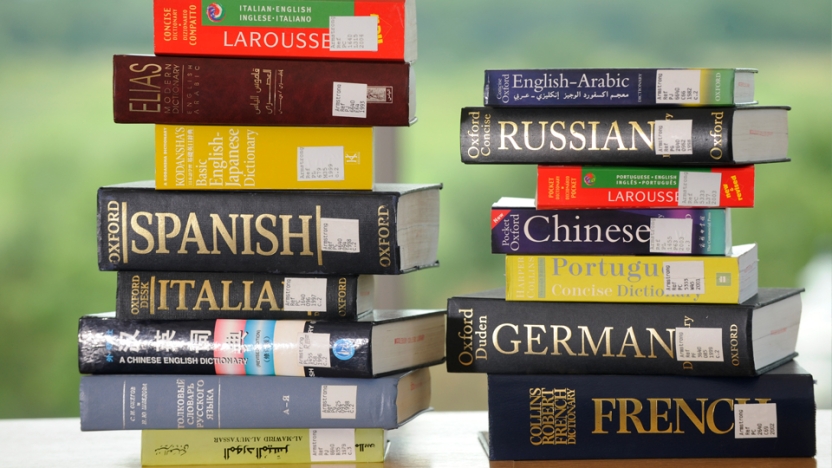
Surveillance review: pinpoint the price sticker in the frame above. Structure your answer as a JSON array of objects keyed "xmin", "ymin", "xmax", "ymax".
[
  {"xmin": 650, "ymin": 218, "xmax": 693, "ymax": 254},
  {"xmin": 321, "ymin": 218, "xmax": 360, "ymax": 253},
  {"xmin": 675, "ymin": 327, "xmax": 723, "ymax": 362},
  {"xmin": 298, "ymin": 333, "xmax": 331, "ymax": 368},
  {"xmin": 329, "ymin": 16, "xmax": 378, "ymax": 51},
  {"xmin": 655, "ymin": 120, "xmax": 693, "ymax": 155},
  {"xmin": 297, "ymin": 146, "xmax": 344, "ymax": 181},
  {"xmin": 321, "ymin": 385, "xmax": 357, "ymax": 419},
  {"xmin": 284, "ymin": 278, "xmax": 327, "ymax": 312},
  {"xmin": 735, "ymin": 403, "xmax": 778, "ymax": 439},
  {"xmin": 656, "ymin": 69, "xmax": 701, "ymax": 103},
  {"xmin": 679, "ymin": 171, "xmax": 721, "ymax": 207},
  {"xmin": 663, "ymin": 261, "xmax": 705, "ymax": 295},
  {"xmin": 310, "ymin": 428, "xmax": 357, "ymax": 462},
  {"xmin": 333, "ymin": 82, "xmax": 368, "ymax": 118}
]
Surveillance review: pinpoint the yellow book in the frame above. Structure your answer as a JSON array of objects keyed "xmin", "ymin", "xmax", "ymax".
[
  {"xmin": 155, "ymin": 125, "xmax": 374, "ymax": 190},
  {"xmin": 506, "ymin": 244, "xmax": 758, "ymax": 304},
  {"xmin": 141, "ymin": 428, "xmax": 386, "ymax": 466}
]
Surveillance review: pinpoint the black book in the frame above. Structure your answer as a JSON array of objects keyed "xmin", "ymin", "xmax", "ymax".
[
  {"xmin": 460, "ymin": 106, "xmax": 789, "ymax": 165},
  {"xmin": 97, "ymin": 182, "xmax": 440, "ymax": 275},
  {"xmin": 487, "ymin": 361, "xmax": 815, "ymax": 460},
  {"xmin": 78, "ymin": 309, "xmax": 446, "ymax": 378},
  {"xmin": 446, "ymin": 288, "xmax": 802, "ymax": 377},
  {"xmin": 116, "ymin": 271, "xmax": 374, "ymax": 321}
]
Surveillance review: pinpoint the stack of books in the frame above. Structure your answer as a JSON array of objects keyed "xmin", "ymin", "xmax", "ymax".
[
  {"xmin": 78, "ymin": 1, "xmax": 446, "ymax": 466},
  {"xmin": 448, "ymin": 68, "xmax": 817, "ymax": 461}
]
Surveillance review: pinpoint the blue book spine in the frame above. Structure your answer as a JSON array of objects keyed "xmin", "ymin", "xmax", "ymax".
[
  {"xmin": 491, "ymin": 206, "xmax": 728, "ymax": 255},
  {"xmin": 485, "ymin": 69, "xmax": 656, "ymax": 106},
  {"xmin": 487, "ymin": 361, "xmax": 815, "ymax": 460},
  {"xmin": 80, "ymin": 373, "xmax": 405, "ymax": 431}
]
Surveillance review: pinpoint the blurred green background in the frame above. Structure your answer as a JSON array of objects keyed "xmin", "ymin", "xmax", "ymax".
[{"xmin": 0, "ymin": 0, "xmax": 829, "ymax": 418}]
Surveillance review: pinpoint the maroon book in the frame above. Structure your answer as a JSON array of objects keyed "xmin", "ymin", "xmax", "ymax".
[{"xmin": 113, "ymin": 55, "xmax": 415, "ymax": 126}]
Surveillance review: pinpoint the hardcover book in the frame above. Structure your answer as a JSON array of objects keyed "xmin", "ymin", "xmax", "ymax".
[
  {"xmin": 486, "ymin": 361, "xmax": 816, "ymax": 460},
  {"xmin": 505, "ymin": 244, "xmax": 758, "ymax": 304},
  {"xmin": 484, "ymin": 68, "xmax": 756, "ymax": 107},
  {"xmin": 80, "ymin": 367, "xmax": 431, "ymax": 430},
  {"xmin": 446, "ymin": 288, "xmax": 802, "ymax": 376},
  {"xmin": 78, "ymin": 309, "xmax": 446, "ymax": 378},
  {"xmin": 460, "ymin": 106, "xmax": 788, "ymax": 165},
  {"xmin": 536, "ymin": 165, "xmax": 755, "ymax": 209},
  {"xmin": 114, "ymin": 55, "xmax": 415, "ymax": 126},
  {"xmin": 491, "ymin": 198, "xmax": 731, "ymax": 256},
  {"xmin": 142, "ymin": 428, "xmax": 386, "ymax": 465},
  {"xmin": 97, "ymin": 182, "xmax": 441, "ymax": 275},
  {"xmin": 155, "ymin": 124, "xmax": 374, "ymax": 190},
  {"xmin": 153, "ymin": 0, "xmax": 416, "ymax": 62},
  {"xmin": 116, "ymin": 271, "xmax": 374, "ymax": 321}
]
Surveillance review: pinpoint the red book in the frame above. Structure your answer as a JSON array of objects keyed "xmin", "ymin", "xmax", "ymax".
[
  {"xmin": 113, "ymin": 55, "xmax": 414, "ymax": 126},
  {"xmin": 536, "ymin": 165, "xmax": 755, "ymax": 209},
  {"xmin": 154, "ymin": 0, "xmax": 415, "ymax": 62}
]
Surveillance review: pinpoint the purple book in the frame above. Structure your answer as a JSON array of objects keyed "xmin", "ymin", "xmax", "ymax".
[{"xmin": 491, "ymin": 198, "xmax": 729, "ymax": 256}]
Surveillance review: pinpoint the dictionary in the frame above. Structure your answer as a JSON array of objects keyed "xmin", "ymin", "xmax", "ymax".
[
  {"xmin": 80, "ymin": 367, "xmax": 431, "ymax": 430},
  {"xmin": 536, "ymin": 165, "xmax": 755, "ymax": 209},
  {"xmin": 154, "ymin": 125, "xmax": 375, "ymax": 190},
  {"xmin": 486, "ymin": 361, "xmax": 815, "ymax": 460},
  {"xmin": 505, "ymin": 244, "xmax": 758, "ymax": 304},
  {"xmin": 115, "ymin": 271, "xmax": 374, "ymax": 321},
  {"xmin": 78, "ymin": 309, "xmax": 445, "ymax": 377},
  {"xmin": 141, "ymin": 428, "xmax": 386, "ymax": 465},
  {"xmin": 484, "ymin": 68, "xmax": 757, "ymax": 107},
  {"xmin": 460, "ymin": 106, "xmax": 788, "ymax": 165},
  {"xmin": 96, "ymin": 182, "xmax": 440, "ymax": 275},
  {"xmin": 153, "ymin": 0, "xmax": 416, "ymax": 62},
  {"xmin": 446, "ymin": 288, "xmax": 802, "ymax": 376},
  {"xmin": 491, "ymin": 198, "xmax": 731, "ymax": 256},
  {"xmin": 114, "ymin": 55, "xmax": 415, "ymax": 126}
]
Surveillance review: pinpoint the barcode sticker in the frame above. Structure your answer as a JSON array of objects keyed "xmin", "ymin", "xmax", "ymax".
[
  {"xmin": 675, "ymin": 327, "xmax": 723, "ymax": 362},
  {"xmin": 333, "ymin": 82, "xmax": 368, "ymax": 118},
  {"xmin": 310, "ymin": 428, "xmax": 356, "ymax": 462},
  {"xmin": 321, "ymin": 218, "xmax": 360, "ymax": 253},
  {"xmin": 655, "ymin": 120, "xmax": 693, "ymax": 154},
  {"xmin": 735, "ymin": 404, "xmax": 778, "ymax": 439},
  {"xmin": 656, "ymin": 69, "xmax": 701, "ymax": 103},
  {"xmin": 298, "ymin": 333, "xmax": 331, "ymax": 368},
  {"xmin": 679, "ymin": 171, "xmax": 721, "ymax": 206},
  {"xmin": 284, "ymin": 278, "xmax": 327, "ymax": 312},
  {"xmin": 297, "ymin": 146, "xmax": 344, "ymax": 181},
  {"xmin": 663, "ymin": 261, "xmax": 705, "ymax": 295},
  {"xmin": 650, "ymin": 218, "xmax": 693, "ymax": 254},
  {"xmin": 329, "ymin": 16, "xmax": 378, "ymax": 51},
  {"xmin": 321, "ymin": 385, "xmax": 357, "ymax": 419}
]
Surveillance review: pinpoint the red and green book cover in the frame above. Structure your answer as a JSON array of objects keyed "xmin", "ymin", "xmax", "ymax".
[
  {"xmin": 154, "ymin": 0, "xmax": 415, "ymax": 61},
  {"xmin": 536, "ymin": 165, "xmax": 754, "ymax": 209}
]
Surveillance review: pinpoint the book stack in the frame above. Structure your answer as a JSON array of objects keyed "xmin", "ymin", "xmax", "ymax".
[
  {"xmin": 79, "ymin": 1, "xmax": 446, "ymax": 466},
  {"xmin": 448, "ymin": 68, "xmax": 816, "ymax": 461}
]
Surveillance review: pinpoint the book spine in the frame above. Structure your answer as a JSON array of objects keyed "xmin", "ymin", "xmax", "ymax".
[
  {"xmin": 141, "ymin": 428, "xmax": 386, "ymax": 465},
  {"xmin": 536, "ymin": 165, "xmax": 755, "ymax": 209},
  {"xmin": 484, "ymin": 69, "xmax": 740, "ymax": 107},
  {"xmin": 486, "ymin": 371, "xmax": 816, "ymax": 459},
  {"xmin": 155, "ymin": 125, "xmax": 374, "ymax": 190},
  {"xmin": 491, "ymin": 208, "xmax": 728, "ymax": 255},
  {"xmin": 153, "ymin": 0, "xmax": 411, "ymax": 61},
  {"xmin": 80, "ymin": 373, "xmax": 401, "ymax": 430},
  {"xmin": 115, "ymin": 271, "xmax": 371, "ymax": 321},
  {"xmin": 460, "ymin": 106, "xmax": 741, "ymax": 165},
  {"xmin": 446, "ymin": 295, "xmax": 760, "ymax": 376},
  {"xmin": 78, "ymin": 316, "xmax": 375, "ymax": 377},
  {"xmin": 113, "ymin": 55, "xmax": 413, "ymax": 126},
  {"xmin": 505, "ymin": 252, "xmax": 748, "ymax": 304},
  {"xmin": 97, "ymin": 186, "xmax": 407, "ymax": 274}
]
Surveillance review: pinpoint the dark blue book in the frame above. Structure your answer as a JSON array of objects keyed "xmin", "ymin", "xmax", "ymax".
[{"xmin": 487, "ymin": 361, "xmax": 815, "ymax": 460}]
